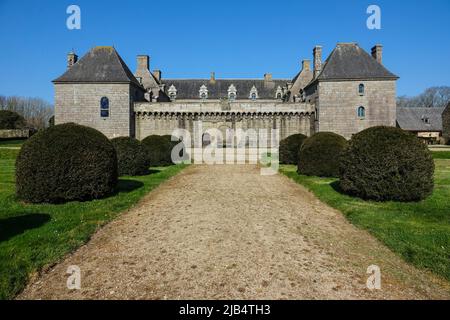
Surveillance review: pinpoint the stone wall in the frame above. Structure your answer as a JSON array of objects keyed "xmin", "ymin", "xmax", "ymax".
[
  {"xmin": 0, "ymin": 129, "xmax": 31, "ymax": 139},
  {"xmin": 54, "ymin": 83, "xmax": 140, "ymax": 139},
  {"xmin": 315, "ymin": 80, "xmax": 396, "ymax": 139},
  {"xmin": 134, "ymin": 101, "xmax": 315, "ymax": 142},
  {"xmin": 442, "ymin": 104, "xmax": 450, "ymax": 144}
]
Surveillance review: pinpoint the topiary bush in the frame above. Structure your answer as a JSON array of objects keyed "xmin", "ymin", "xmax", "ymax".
[
  {"xmin": 16, "ymin": 123, "xmax": 118, "ymax": 203},
  {"xmin": 339, "ymin": 126, "xmax": 434, "ymax": 202},
  {"xmin": 279, "ymin": 133, "xmax": 307, "ymax": 165},
  {"xmin": 298, "ymin": 132, "xmax": 347, "ymax": 177},
  {"xmin": 0, "ymin": 110, "xmax": 26, "ymax": 129},
  {"xmin": 142, "ymin": 135, "xmax": 177, "ymax": 166},
  {"xmin": 111, "ymin": 137, "xmax": 149, "ymax": 176}
]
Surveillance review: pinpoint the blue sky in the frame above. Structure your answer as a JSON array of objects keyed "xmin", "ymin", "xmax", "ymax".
[{"xmin": 0, "ymin": 0, "xmax": 449, "ymax": 103}]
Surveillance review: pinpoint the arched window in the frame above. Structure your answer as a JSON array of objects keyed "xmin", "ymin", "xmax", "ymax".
[
  {"xmin": 277, "ymin": 93, "xmax": 282, "ymax": 99},
  {"xmin": 100, "ymin": 97, "xmax": 109, "ymax": 117},
  {"xmin": 358, "ymin": 106, "xmax": 365, "ymax": 118},
  {"xmin": 359, "ymin": 83, "xmax": 365, "ymax": 95}
]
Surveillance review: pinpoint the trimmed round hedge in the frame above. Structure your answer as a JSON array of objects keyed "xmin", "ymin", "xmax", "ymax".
[
  {"xmin": 298, "ymin": 132, "xmax": 347, "ymax": 177},
  {"xmin": 0, "ymin": 110, "xmax": 26, "ymax": 129},
  {"xmin": 279, "ymin": 134, "xmax": 307, "ymax": 165},
  {"xmin": 16, "ymin": 123, "xmax": 118, "ymax": 203},
  {"xmin": 111, "ymin": 137, "xmax": 149, "ymax": 176},
  {"xmin": 339, "ymin": 126, "xmax": 434, "ymax": 202},
  {"xmin": 142, "ymin": 135, "xmax": 177, "ymax": 166}
]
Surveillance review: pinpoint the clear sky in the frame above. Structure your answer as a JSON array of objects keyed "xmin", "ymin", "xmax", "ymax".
[{"xmin": 0, "ymin": 0, "xmax": 449, "ymax": 103}]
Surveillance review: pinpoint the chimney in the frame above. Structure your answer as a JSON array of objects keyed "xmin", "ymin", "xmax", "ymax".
[
  {"xmin": 313, "ymin": 46, "xmax": 322, "ymax": 78},
  {"xmin": 302, "ymin": 59, "xmax": 311, "ymax": 71},
  {"xmin": 153, "ymin": 70, "xmax": 161, "ymax": 82},
  {"xmin": 67, "ymin": 51, "xmax": 78, "ymax": 69},
  {"xmin": 137, "ymin": 55, "xmax": 150, "ymax": 71},
  {"xmin": 210, "ymin": 72, "xmax": 216, "ymax": 84},
  {"xmin": 264, "ymin": 73, "xmax": 273, "ymax": 82},
  {"xmin": 371, "ymin": 44, "xmax": 383, "ymax": 64}
]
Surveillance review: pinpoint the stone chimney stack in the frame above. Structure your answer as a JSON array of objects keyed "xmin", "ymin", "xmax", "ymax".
[
  {"xmin": 210, "ymin": 72, "xmax": 216, "ymax": 84},
  {"xmin": 67, "ymin": 51, "xmax": 78, "ymax": 69},
  {"xmin": 371, "ymin": 44, "xmax": 383, "ymax": 64},
  {"xmin": 153, "ymin": 70, "xmax": 161, "ymax": 82},
  {"xmin": 302, "ymin": 59, "xmax": 311, "ymax": 71},
  {"xmin": 137, "ymin": 55, "xmax": 150, "ymax": 71},
  {"xmin": 313, "ymin": 46, "xmax": 322, "ymax": 78},
  {"xmin": 264, "ymin": 73, "xmax": 273, "ymax": 82}
]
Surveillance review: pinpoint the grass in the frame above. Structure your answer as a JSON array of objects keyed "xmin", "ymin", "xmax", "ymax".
[
  {"xmin": 0, "ymin": 139, "xmax": 25, "ymax": 148},
  {"xmin": 432, "ymin": 151, "xmax": 450, "ymax": 159},
  {"xmin": 0, "ymin": 148, "xmax": 186, "ymax": 299},
  {"xmin": 280, "ymin": 161, "xmax": 450, "ymax": 282}
]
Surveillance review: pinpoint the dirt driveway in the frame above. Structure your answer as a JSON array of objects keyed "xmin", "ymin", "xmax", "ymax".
[{"xmin": 18, "ymin": 165, "xmax": 450, "ymax": 299}]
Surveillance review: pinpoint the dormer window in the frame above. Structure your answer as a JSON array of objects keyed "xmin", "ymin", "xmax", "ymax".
[
  {"xmin": 228, "ymin": 84, "xmax": 237, "ymax": 101},
  {"xmin": 249, "ymin": 85, "xmax": 258, "ymax": 100},
  {"xmin": 359, "ymin": 83, "xmax": 365, "ymax": 95},
  {"xmin": 422, "ymin": 116, "xmax": 430, "ymax": 124},
  {"xmin": 199, "ymin": 85, "xmax": 208, "ymax": 100},
  {"xmin": 168, "ymin": 84, "xmax": 177, "ymax": 101},
  {"xmin": 275, "ymin": 86, "xmax": 283, "ymax": 100}
]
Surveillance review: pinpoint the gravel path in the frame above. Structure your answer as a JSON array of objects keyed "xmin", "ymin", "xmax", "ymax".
[{"xmin": 19, "ymin": 165, "xmax": 450, "ymax": 299}]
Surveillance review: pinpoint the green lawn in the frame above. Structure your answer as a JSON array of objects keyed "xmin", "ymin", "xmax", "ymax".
[
  {"xmin": 280, "ymin": 161, "xmax": 450, "ymax": 282},
  {"xmin": 0, "ymin": 139, "xmax": 25, "ymax": 148},
  {"xmin": 0, "ymin": 148, "xmax": 186, "ymax": 299},
  {"xmin": 432, "ymin": 151, "xmax": 450, "ymax": 159}
]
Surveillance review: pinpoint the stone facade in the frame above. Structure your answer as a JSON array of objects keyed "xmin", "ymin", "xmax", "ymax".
[
  {"xmin": 134, "ymin": 102, "xmax": 315, "ymax": 141},
  {"xmin": 55, "ymin": 83, "xmax": 144, "ymax": 138},
  {"xmin": 53, "ymin": 44, "xmax": 399, "ymax": 141},
  {"xmin": 309, "ymin": 80, "xmax": 397, "ymax": 139}
]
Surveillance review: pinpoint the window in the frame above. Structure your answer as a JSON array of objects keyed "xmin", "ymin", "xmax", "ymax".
[
  {"xmin": 249, "ymin": 85, "xmax": 258, "ymax": 100},
  {"xmin": 168, "ymin": 84, "xmax": 177, "ymax": 101},
  {"xmin": 100, "ymin": 97, "xmax": 109, "ymax": 117},
  {"xmin": 359, "ymin": 83, "xmax": 365, "ymax": 95},
  {"xmin": 199, "ymin": 85, "xmax": 208, "ymax": 100},
  {"xmin": 358, "ymin": 106, "xmax": 365, "ymax": 118},
  {"xmin": 228, "ymin": 84, "xmax": 237, "ymax": 101},
  {"xmin": 275, "ymin": 86, "xmax": 283, "ymax": 99}
]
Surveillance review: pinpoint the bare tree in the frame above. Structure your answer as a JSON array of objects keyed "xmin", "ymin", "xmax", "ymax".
[
  {"xmin": 0, "ymin": 95, "xmax": 54, "ymax": 130},
  {"xmin": 397, "ymin": 86, "xmax": 450, "ymax": 108}
]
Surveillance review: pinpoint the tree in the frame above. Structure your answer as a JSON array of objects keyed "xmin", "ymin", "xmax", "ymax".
[
  {"xmin": 397, "ymin": 86, "xmax": 450, "ymax": 108},
  {"xmin": 0, "ymin": 95, "xmax": 53, "ymax": 130}
]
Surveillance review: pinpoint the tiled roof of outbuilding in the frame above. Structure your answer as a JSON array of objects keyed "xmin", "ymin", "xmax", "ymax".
[{"xmin": 396, "ymin": 107, "xmax": 445, "ymax": 132}]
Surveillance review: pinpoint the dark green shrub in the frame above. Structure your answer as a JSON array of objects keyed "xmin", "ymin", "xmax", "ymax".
[
  {"xmin": 298, "ymin": 132, "xmax": 347, "ymax": 177},
  {"xmin": 339, "ymin": 126, "xmax": 434, "ymax": 202},
  {"xmin": 16, "ymin": 123, "xmax": 118, "ymax": 203},
  {"xmin": 142, "ymin": 135, "xmax": 178, "ymax": 166},
  {"xmin": 0, "ymin": 110, "xmax": 26, "ymax": 129},
  {"xmin": 279, "ymin": 134, "xmax": 307, "ymax": 164},
  {"xmin": 111, "ymin": 137, "xmax": 149, "ymax": 176}
]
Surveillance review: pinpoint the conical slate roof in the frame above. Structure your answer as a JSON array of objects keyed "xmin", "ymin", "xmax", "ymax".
[
  {"xmin": 316, "ymin": 43, "xmax": 398, "ymax": 81},
  {"xmin": 53, "ymin": 46, "xmax": 142, "ymax": 86}
]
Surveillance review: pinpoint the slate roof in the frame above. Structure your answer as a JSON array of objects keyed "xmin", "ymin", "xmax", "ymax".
[
  {"xmin": 160, "ymin": 79, "xmax": 289, "ymax": 100},
  {"xmin": 53, "ymin": 47, "xmax": 142, "ymax": 86},
  {"xmin": 396, "ymin": 107, "xmax": 445, "ymax": 132},
  {"xmin": 315, "ymin": 43, "xmax": 398, "ymax": 81}
]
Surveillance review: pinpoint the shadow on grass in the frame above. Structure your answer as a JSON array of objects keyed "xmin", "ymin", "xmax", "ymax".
[
  {"xmin": 116, "ymin": 179, "xmax": 145, "ymax": 194},
  {"xmin": 330, "ymin": 180, "xmax": 345, "ymax": 195},
  {"xmin": 0, "ymin": 214, "xmax": 51, "ymax": 242}
]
